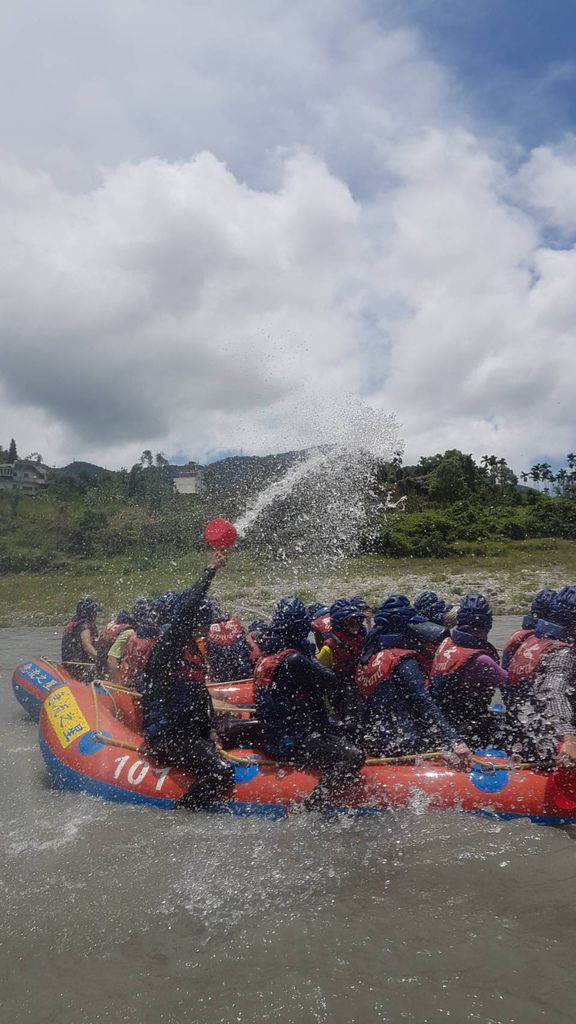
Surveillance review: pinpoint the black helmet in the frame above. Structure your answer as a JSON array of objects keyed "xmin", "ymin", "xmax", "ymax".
[
  {"xmin": 456, "ymin": 594, "xmax": 492, "ymax": 631},
  {"xmin": 76, "ymin": 597, "xmax": 101, "ymax": 619}
]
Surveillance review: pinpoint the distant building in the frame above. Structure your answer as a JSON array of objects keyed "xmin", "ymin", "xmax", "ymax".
[
  {"xmin": 171, "ymin": 461, "xmax": 204, "ymax": 495},
  {"xmin": 0, "ymin": 460, "xmax": 49, "ymax": 495}
]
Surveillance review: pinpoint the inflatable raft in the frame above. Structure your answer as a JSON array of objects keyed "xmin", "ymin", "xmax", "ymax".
[{"xmin": 13, "ymin": 659, "xmax": 576, "ymax": 824}]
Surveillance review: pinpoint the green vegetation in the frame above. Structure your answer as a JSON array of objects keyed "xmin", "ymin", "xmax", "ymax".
[
  {"xmin": 2, "ymin": 445, "xmax": 576, "ymax": 624},
  {"xmin": 2, "ymin": 541, "xmax": 576, "ymax": 626}
]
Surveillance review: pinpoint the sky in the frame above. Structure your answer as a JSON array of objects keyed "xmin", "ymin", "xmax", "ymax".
[{"xmin": 2, "ymin": 0, "xmax": 576, "ymax": 471}]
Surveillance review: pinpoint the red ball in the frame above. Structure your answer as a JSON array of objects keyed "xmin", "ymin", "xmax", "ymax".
[{"xmin": 203, "ymin": 518, "xmax": 238, "ymax": 550}]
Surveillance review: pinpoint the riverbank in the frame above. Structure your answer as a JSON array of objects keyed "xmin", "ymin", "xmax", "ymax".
[{"xmin": 1, "ymin": 538, "xmax": 575, "ymax": 625}]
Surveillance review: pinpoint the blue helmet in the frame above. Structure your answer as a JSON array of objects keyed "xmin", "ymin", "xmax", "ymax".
[
  {"xmin": 550, "ymin": 586, "xmax": 576, "ymax": 627},
  {"xmin": 329, "ymin": 598, "xmax": 365, "ymax": 630},
  {"xmin": 413, "ymin": 591, "xmax": 453, "ymax": 625},
  {"xmin": 155, "ymin": 590, "xmax": 180, "ymax": 622},
  {"xmin": 349, "ymin": 596, "xmax": 370, "ymax": 612},
  {"xmin": 271, "ymin": 597, "xmax": 311, "ymax": 639},
  {"xmin": 531, "ymin": 588, "xmax": 557, "ymax": 620},
  {"xmin": 76, "ymin": 597, "xmax": 101, "ymax": 619},
  {"xmin": 374, "ymin": 594, "xmax": 421, "ymax": 633},
  {"xmin": 132, "ymin": 597, "xmax": 159, "ymax": 628},
  {"xmin": 115, "ymin": 609, "xmax": 132, "ymax": 625},
  {"xmin": 456, "ymin": 594, "xmax": 492, "ymax": 631}
]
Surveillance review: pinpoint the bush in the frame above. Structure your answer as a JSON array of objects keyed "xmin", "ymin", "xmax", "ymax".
[
  {"xmin": 377, "ymin": 512, "xmax": 457, "ymax": 558},
  {"xmin": 526, "ymin": 499, "xmax": 576, "ymax": 540}
]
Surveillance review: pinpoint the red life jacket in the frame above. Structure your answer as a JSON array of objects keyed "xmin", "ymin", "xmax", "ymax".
[
  {"xmin": 120, "ymin": 634, "xmax": 158, "ymax": 685},
  {"xmin": 502, "ymin": 627, "xmax": 533, "ymax": 666},
  {"xmin": 178, "ymin": 643, "xmax": 207, "ymax": 684},
  {"xmin": 311, "ymin": 614, "xmax": 331, "ymax": 646},
  {"xmin": 253, "ymin": 649, "xmax": 298, "ymax": 694},
  {"xmin": 508, "ymin": 634, "xmax": 571, "ymax": 686},
  {"xmin": 63, "ymin": 619, "xmax": 96, "ymax": 639},
  {"xmin": 95, "ymin": 620, "xmax": 129, "ymax": 676},
  {"xmin": 355, "ymin": 648, "xmax": 415, "ymax": 699},
  {"xmin": 100, "ymin": 620, "xmax": 127, "ymax": 647},
  {"xmin": 322, "ymin": 629, "xmax": 364, "ymax": 678},
  {"xmin": 61, "ymin": 619, "xmax": 97, "ymax": 666},
  {"xmin": 430, "ymin": 637, "xmax": 487, "ymax": 679},
  {"xmin": 207, "ymin": 617, "xmax": 246, "ymax": 647}
]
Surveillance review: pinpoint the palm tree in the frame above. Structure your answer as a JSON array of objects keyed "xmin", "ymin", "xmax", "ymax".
[
  {"xmin": 520, "ymin": 471, "xmax": 529, "ymax": 484},
  {"xmin": 555, "ymin": 468, "xmax": 568, "ymax": 495},
  {"xmin": 540, "ymin": 463, "xmax": 553, "ymax": 494},
  {"xmin": 530, "ymin": 464, "xmax": 541, "ymax": 490},
  {"xmin": 567, "ymin": 453, "xmax": 576, "ymax": 471}
]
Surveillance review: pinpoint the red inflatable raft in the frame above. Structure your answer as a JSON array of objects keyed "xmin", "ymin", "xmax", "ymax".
[{"xmin": 15, "ymin": 660, "xmax": 576, "ymax": 823}]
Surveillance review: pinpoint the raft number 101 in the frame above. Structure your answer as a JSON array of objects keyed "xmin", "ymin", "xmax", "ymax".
[{"xmin": 113, "ymin": 756, "xmax": 171, "ymax": 790}]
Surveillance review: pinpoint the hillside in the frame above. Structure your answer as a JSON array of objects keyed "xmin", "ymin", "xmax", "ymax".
[
  {"xmin": 203, "ymin": 449, "xmax": 307, "ymax": 497},
  {"xmin": 54, "ymin": 460, "xmax": 112, "ymax": 479}
]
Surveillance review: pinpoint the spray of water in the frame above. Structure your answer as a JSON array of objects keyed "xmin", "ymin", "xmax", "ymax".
[{"xmin": 233, "ymin": 401, "xmax": 404, "ymax": 563}]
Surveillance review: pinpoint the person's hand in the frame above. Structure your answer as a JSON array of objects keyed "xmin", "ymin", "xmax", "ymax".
[
  {"xmin": 557, "ymin": 736, "xmax": 576, "ymax": 768},
  {"xmin": 209, "ymin": 728, "xmax": 220, "ymax": 747},
  {"xmin": 208, "ymin": 549, "xmax": 227, "ymax": 571}
]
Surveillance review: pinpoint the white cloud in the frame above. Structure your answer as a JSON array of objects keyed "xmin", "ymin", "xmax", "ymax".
[
  {"xmin": 515, "ymin": 138, "xmax": 576, "ymax": 234},
  {"xmin": 1, "ymin": 0, "xmax": 576, "ymax": 473}
]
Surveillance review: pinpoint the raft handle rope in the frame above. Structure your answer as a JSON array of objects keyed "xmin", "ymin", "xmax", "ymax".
[{"xmin": 219, "ymin": 749, "xmax": 543, "ymax": 771}]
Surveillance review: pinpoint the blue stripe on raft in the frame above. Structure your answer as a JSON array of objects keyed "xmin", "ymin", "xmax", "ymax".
[
  {"xmin": 39, "ymin": 735, "xmax": 178, "ymax": 810},
  {"xmin": 12, "ymin": 680, "xmax": 42, "ymax": 722}
]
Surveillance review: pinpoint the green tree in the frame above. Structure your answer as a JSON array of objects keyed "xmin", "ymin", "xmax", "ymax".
[
  {"xmin": 555, "ymin": 468, "xmax": 568, "ymax": 495},
  {"xmin": 427, "ymin": 454, "xmax": 471, "ymax": 504},
  {"xmin": 530, "ymin": 464, "xmax": 542, "ymax": 490},
  {"xmin": 8, "ymin": 438, "xmax": 17, "ymax": 463}
]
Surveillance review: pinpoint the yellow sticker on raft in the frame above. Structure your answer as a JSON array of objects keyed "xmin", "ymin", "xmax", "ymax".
[{"xmin": 45, "ymin": 686, "xmax": 90, "ymax": 748}]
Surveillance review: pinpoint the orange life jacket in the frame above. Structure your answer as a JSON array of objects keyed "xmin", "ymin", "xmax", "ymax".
[
  {"xmin": 253, "ymin": 649, "xmax": 299, "ymax": 693},
  {"xmin": 355, "ymin": 648, "xmax": 415, "ymax": 700},
  {"xmin": 508, "ymin": 634, "xmax": 571, "ymax": 686}
]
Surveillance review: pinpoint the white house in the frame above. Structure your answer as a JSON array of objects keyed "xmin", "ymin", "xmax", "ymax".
[
  {"xmin": 0, "ymin": 460, "xmax": 49, "ymax": 495},
  {"xmin": 172, "ymin": 461, "xmax": 204, "ymax": 495}
]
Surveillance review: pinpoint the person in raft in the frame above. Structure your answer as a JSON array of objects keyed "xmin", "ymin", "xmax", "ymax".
[
  {"xmin": 94, "ymin": 609, "xmax": 133, "ymax": 679},
  {"xmin": 309, "ymin": 603, "xmax": 331, "ymax": 649},
  {"xmin": 521, "ymin": 586, "xmax": 576, "ymax": 766},
  {"xmin": 107, "ymin": 597, "xmax": 161, "ymax": 688},
  {"xmin": 355, "ymin": 596, "xmax": 471, "ymax": 760},
  {"xmin": 61, "ymin": 597, "xmax": 101, "ymax": 682},
  {"xmin": 349, "ymin": 596, "xmax": 373, "ymax": 629},
  {"xmin": 254, "ymin": 598, "xmax": 365, "ymax": 810},
  {"xmin": 504, "ymin": 587, "xmax": 576, "ymax": 761},
  {"xmin": 429, "ymin": 595, "xmax": 508, "ymax": 749},
  {"xmin": 409, "ymin": 592, "xmax": 454, "ymax": 678},
  {"xmin": 501, "ymin": 588, "xmax": 557, "ymax": 670},
  {"xmin": 201, "ymin": 603, "xmax": 256, "ymax": 682},
  {"xmin": 316, "ymin": 598, "xmax": 367, "ymax": 737},
  {"xmin": 139, "ymin": 550, "xmax": 238, "ymax": 810}
]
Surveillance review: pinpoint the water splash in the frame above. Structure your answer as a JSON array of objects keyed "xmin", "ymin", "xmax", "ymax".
[{"xmin": 233, "ymin": 402, "xmax": 403, "ymax": 561}]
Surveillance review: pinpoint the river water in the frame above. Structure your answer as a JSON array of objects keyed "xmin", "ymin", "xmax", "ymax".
[{"xmin": 1, "ymin": 619, "xmax": 576, "ymax": 1024}]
